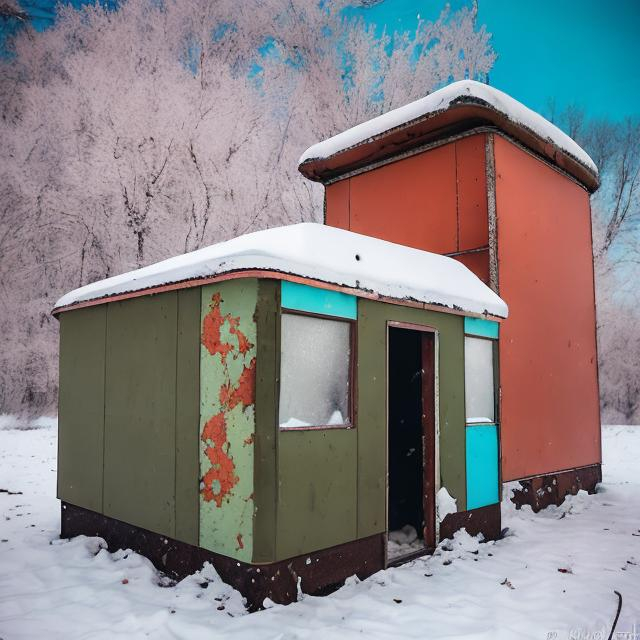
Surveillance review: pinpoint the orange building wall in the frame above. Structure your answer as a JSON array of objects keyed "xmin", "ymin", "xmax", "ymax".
[
  {"xmin": 494, "ymin": 136, "xmax": 601, "ymax": 481},
  {"xmin": 325, "ymin": 134, "xmax": 488, "ymax": 257},
  {"xmin": 323, "ymin": 132, "xmax": 601, "ymax": 482}
]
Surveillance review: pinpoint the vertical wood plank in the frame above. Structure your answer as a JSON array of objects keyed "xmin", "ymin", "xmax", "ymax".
[
  {"xmin": 175, "ymin": 288, "xmax": 201, "ymax": 545},
  {"xmin": 103, "ymin": 293, "xmax": 178, "ymax": 537},
  {"xmin": 58, "ymin": 305, "xmax": 106, "ymax": 512}
]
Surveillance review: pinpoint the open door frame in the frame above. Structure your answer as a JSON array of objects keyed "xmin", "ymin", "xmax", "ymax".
[
  {"xmin": 421, "ymin": 330, "xmax": 437, "ymax": 549},
  {"xmin": 386, "ymin": 321, "xmax": 439, "ymax": 564}
]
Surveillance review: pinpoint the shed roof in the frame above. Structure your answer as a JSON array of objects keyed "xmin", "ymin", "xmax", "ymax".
[
  {"xmin": 53, "ymin": 223, "xmax": 508, "ymax": 318},
  {"xmin": 299, "ymin": 80, "xmax": 599, "ymax": 192}
]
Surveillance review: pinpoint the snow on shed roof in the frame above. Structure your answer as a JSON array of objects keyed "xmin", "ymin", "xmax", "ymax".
[
  {"xmin": 299, "ymin": 80, "xmax": 597, "ymax": 186},
  {"xmin": 54, "ymin": 223, "xmax": 508, "ymax": 318}
]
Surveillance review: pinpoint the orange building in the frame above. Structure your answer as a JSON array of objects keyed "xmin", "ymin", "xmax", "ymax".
[{"xmin": 299, "ymin": 80, "xmax": 601, "ymax": 508}]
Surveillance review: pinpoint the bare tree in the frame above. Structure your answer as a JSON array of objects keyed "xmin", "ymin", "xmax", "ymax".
[
  {"xmin": 0, "ymin": 0, "xmax": 27, "ymax": 22},
  {"xmin": 558, "ymin": 109, "xmax": 640, "ymax": 424},
  {"xmin": 0, "ymin": 0, "xmax": 496, "ymax": 415}
]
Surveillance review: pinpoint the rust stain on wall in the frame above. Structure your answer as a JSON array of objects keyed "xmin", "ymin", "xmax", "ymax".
[
  {"xmin": 201, "ymin": 412, "xmax": 239, "ymax": 508},
  {"xmin": 228, "ymin": 316, "xmax": 254, "ymax": 356},
  {"xmin": 219, "ymin": 358, "xmax": 256, "ymax": 411},
  {"xmin": 200, "ymin": 292, "xmax": 256, "ymax": 511},
  {"xmin": 201, "ymin": 293, "xmax": 234, "ymax": 363},
  {"xmin": 236, "ymin": 533, "xmax": 244, "ymax": 550}
]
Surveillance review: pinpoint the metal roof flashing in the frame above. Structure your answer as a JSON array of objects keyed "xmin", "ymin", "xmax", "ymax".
[{"xmin": 298, "ymin": 83, "xmax": 599, "ymax": 193}]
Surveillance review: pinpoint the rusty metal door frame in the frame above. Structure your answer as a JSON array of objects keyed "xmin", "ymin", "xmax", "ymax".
[{"xmin": 385, "ymin": 321, "xmax": 440, "ymax": 566}]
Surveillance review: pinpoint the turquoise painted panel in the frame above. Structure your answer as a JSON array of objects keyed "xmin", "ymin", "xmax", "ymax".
[
  {"xmin": 464, "ymin": 317, "xmax": 499, "ymax": 339},
  {"xmin": 466, "ymin": 424, "xmax": 499, "ymax": 509},
  {"xmin": 281, "ymin": 281, "xmax": 357, "ymax": 320}
]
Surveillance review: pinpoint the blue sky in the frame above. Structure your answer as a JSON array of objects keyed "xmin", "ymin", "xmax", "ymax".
[
  {"xmin": 350, "ymin": 0, "xmax": 640, "ymax": 122},
  {"xmin": 4, "ymin": 0, "xmax": 639, "ymax": 121}
]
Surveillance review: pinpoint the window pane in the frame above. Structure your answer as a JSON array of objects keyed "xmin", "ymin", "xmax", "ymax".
[
  {"xmin": 464, "ymin": 336, "xmax": 495, "ymax": 423},
  {"xmin": 279, "ymin": 314, "xmax": 350, "ymax": 428}
]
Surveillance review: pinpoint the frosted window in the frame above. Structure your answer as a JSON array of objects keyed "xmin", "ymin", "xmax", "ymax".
[
  {"xmin": 279, "ymin": 313, "xmax": 351, "ymax": 428},
  {"xmin": 464, "ymin": 336, "xmax": 495, "ymax": 423}
]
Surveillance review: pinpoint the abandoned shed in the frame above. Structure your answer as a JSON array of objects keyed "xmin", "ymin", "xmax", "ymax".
[
  {"xmin": 54, "ymin": 223, "xmax": 507, "ymax": 607},
  {"xmin": 54, "ymin": 78, "xmax": 602, "ymax": 608}
]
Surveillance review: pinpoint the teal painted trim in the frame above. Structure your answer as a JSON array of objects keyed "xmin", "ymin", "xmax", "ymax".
[
  {"xmin": 281, "ymin": 281, "xmax": 357, "ymax": 320},
  {"xmin": 464, "ymin": 317, "xmax": 499, "ymax": 339},
  {"xmin": 466, "ymin": 424, "xmax": 499, "ymax": 509}
]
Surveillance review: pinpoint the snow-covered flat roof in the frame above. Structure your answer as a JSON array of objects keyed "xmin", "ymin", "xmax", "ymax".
[
  {"xmin": 54, "ymin": 223, "xmax": 508, "ymax": 318},
  {"xmin": 299, "ymin": 79, "xmax": 597, "ymax": 177}
]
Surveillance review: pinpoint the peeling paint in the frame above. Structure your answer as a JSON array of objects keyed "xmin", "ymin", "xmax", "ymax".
[
  {"xmin": 199, "ymin": 281, "xmax": 258, "ymax": 563},
  {"xmin": 201, "ymin": 293, "xmax": 234, "ymax": 362},
  {"xmin": 219, "ymin": 358, "xmax": 256, "ymax": 411},
  {"xmin": 228, "ymin": 315, "xmax": 255, "ymax": 356},
  {"xmin": 200, "ymin": 412, "xmax": 238, "ymax": 507}
]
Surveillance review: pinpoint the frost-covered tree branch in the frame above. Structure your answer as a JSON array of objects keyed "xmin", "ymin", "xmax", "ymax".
[
  {"xmin": 0, "ymin": 0, "xmax": 495, "ymax": 415},
  {"xmin": 553, "ymin": 106, "xmax": 640, "ymax": 424}
]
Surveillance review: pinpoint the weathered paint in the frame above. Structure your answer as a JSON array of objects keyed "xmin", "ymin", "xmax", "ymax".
[
  {"xmin": 357, "ymin": 299, "xmax": 466, "ymax": 537},
  {"xmin": 57, "ymin": 305, "xmax": 106, "ymax": 513},
  {"xmin": 281, "ymin": 280, "xmax": 357, "ymax": 319},
  {"xmin": 276, "ymin": 428, "xmax": 357, "ymax": 559},
  {"xmin": 494, "ymin": 136, "xmax": 601, "ymax": 481},
  {"xmin": 324, "ymin": 134, "xmax": 488, "ymax": 257},
  {"xmin": 103, "ymin": 293, "xmax": 178, "ymax": 537},
  {"xmin": 509, "ymin": 464, "xmax": 601, "ymax": 512},
  {"xmin": 466, "ymin": 424, "xmax": 499, "ymax": 509},
  {"xmin": 464, "ymin": 317, "xmax": 499, "ymax": 339},
  {"xmin": 199, "ymin": 280, "xmax": 257, "ymax": 562}
]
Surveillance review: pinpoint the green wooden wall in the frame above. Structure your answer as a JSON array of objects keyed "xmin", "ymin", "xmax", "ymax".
[
  {"xmin": 276, "ymin": 429, "xmax": 357, "ymax": 558},
  {"xmin": 357, "ymin": 299, "xmax": 467, "ymax": 534},
  {"xmin": 58, "ymin": 305, "xmax": 106, "ymax": 513},
  {"xmin": 267, "ymin": 289, "xmax": 467, "ymax": 562},
  {"xmin": 252, "ymin": 280, "xmax": 279, "ymax": 563},
  {"xmin": 58, "ymin": 279, "xmax": 468, "ymax": 566},
  {"xmin": 57, "ymin": 289, "xmax": 201, "ymax": 545}
]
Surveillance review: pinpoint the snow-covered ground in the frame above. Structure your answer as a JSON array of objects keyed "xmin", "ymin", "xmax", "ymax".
[{"xmin": 1, "ymin": 420, "xmax": 638, "ymax": 640}]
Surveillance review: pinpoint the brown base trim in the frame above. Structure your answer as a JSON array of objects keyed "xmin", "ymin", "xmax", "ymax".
[
  {"xmin": 60, "ymin": 502, "xmax": 384, "ymax": 610},
  {"xmin": 509, "ymin": 464, "xmax": 601, "ymax": 512},
  {"xmin": 386, "ymin": 504, "xmax": 501, "ymax": 568},
  {"xmin": 439, "ymin": 502, "xmax": 502, "ymax": 542}
]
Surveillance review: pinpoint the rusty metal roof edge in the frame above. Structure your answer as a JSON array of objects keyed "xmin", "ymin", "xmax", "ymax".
[
  {"xmin": 299, "ymin": 98, "xmax": 600, "ymax": 192},
  {"xmin": 52, "ymin": 267, "xmax": 506, "ymax": 322}
]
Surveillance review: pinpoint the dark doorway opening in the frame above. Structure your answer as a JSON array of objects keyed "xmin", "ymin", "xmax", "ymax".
[{"xmin": 387, "ymin": 325, "xmax": 436, "ymax": 563}]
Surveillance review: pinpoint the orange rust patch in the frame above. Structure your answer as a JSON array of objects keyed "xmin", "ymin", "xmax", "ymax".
[
  {"xmin": 219, "ymin": 358, "xmax": 256, "ymax": 411},
  {"xmin": 201, "ymin": 412, "xmax": 226, "ymax": 445},
  {"xmin": 200, "ymin": 412, "xmax": 238, "ymax": 508},
  {"xmin": 201, "ymin": 293, "xmax": 233, "ymax": 362},
  {"xmin": 236, "ymin": 534, "xmax": 244, "ymax": 550},
  {"xmin": 200, "ymin": 290, "xmax": 256, "ymax": 513},
  {"xmin": 228, "ymin": 315, "xmax": 254, "ymax": 356}
]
